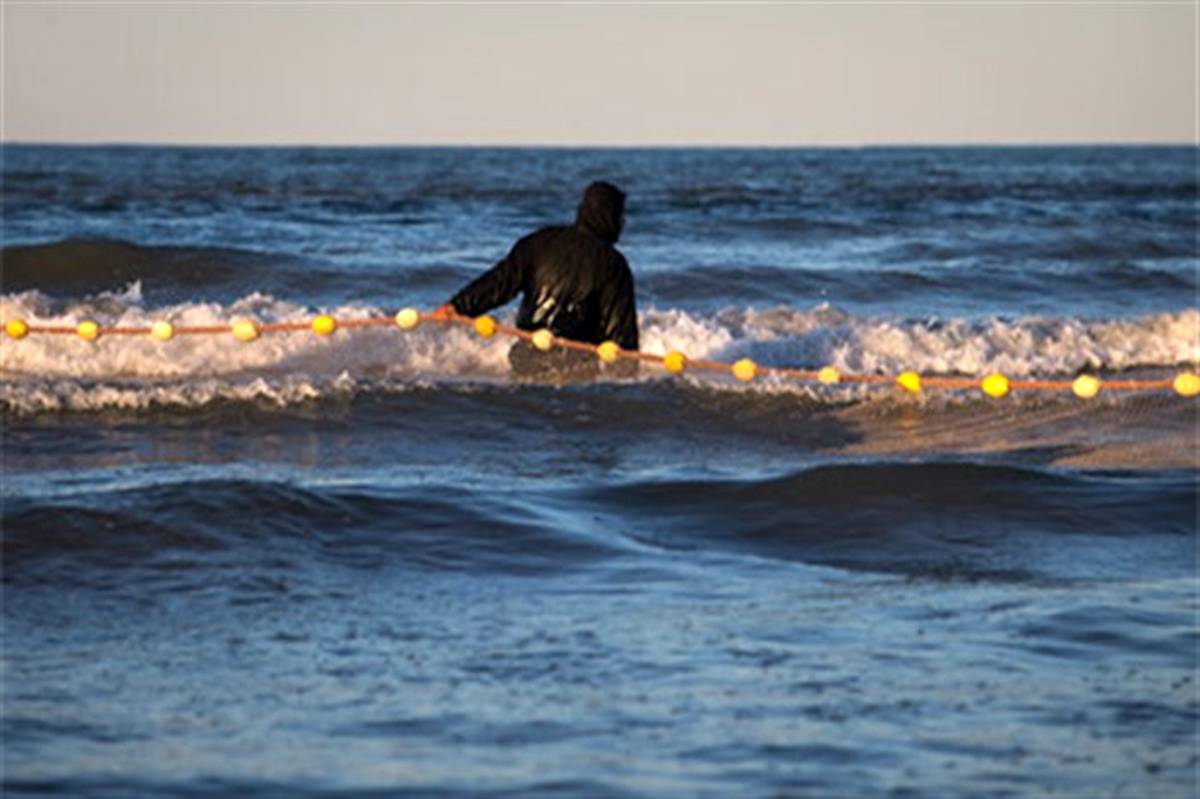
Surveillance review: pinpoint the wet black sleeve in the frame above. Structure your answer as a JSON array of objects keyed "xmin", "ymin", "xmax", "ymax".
[
  {"xmin": 599, "ymin": 259, "xmax": 639, "ymax": 351},
  {"xmin": 448, "ymin": 238, "xmax": 531, "ymax": 317}
]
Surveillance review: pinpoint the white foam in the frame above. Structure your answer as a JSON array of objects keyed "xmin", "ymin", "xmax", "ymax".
[
  {"xmin": 645, "ymin": 305, "xmax": 1199, "ymax": 377},
  {"xmin": 2, "ymin": 287, "xmax": 1196, "ymax": 414},
  {"xmin": 0, "ymin": 286, "xmax": 513, "ymax": 381}
]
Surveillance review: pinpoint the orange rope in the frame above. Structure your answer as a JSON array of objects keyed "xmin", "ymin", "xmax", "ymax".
[{"xmin": 3, "ymin": 310, "xmax": 1195, "ymax": 397}]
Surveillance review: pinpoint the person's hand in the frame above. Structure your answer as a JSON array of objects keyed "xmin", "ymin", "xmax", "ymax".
[{"xmin": 428, "ymin": 304, "xmax": 456, "ymax": 322}]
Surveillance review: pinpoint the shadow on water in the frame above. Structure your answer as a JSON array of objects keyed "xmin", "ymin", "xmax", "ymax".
[
  {"xmin": 2, "ymin": 478, "xmax": 620, "ymax": 592},
  {"xmin": 583, "ymin": 461, "xmax": 1198, "ymax": 582},
  {"xmin": 0, "ymin": 381, "xmax": 865, "ymax": 473},
  {"xmin": 0, "ymin": 238, "xmax": 351, "ymax": 304}
]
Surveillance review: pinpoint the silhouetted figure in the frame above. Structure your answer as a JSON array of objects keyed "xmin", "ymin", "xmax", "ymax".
[{"xmin": 434, "ymin": 181, "xmax": 638, "ymax": 381}]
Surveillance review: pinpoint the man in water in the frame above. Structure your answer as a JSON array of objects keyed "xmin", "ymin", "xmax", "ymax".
[{"xmin": 432, "ymin": 181, "xmax": 639, "ymax": 381}]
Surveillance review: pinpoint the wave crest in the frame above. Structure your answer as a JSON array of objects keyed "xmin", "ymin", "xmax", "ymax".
[{"xmin": 2, "ymin": 287, "xmax": 1196, "ymax": 414}]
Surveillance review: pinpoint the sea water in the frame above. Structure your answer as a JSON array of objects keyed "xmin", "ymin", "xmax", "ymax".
[{"xmin": 2, "ymin": 146, "xmax": 1197, "ymax": 797}]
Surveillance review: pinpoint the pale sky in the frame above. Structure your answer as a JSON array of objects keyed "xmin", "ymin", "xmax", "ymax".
[{"xmin": 3, "ymin": 2, "xmax": 1196, "ymax": 146}]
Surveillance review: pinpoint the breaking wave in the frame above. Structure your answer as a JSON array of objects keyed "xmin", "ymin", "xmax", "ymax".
[{"xmin": 1, "ymin": 284, "xmax": 1196, "ymax": 415}]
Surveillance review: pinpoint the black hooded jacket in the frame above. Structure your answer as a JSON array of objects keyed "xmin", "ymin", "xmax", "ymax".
[{"xmin": 448, "ymin": 182, "xmax": 639, "ymax": 351}]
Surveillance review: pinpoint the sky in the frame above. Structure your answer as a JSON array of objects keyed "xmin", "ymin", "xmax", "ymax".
[{"xmin": 2, "ymin": 2, "xmax": 1196, "ymax": 146}]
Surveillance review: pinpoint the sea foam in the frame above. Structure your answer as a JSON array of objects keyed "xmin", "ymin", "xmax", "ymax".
[{"xmin": 2, "ymin": 286, "xmax": 1196, "ymax": 414}]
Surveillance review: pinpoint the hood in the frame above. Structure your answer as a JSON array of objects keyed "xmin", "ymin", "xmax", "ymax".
[{"xmin": 575, "ymin": 181, "xmax": 625, "ymax": 244}]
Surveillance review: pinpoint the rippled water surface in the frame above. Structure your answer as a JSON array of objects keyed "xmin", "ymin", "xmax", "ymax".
[{"xmin": 2, "ymin": 146, "xmax": 1198, "ymax": 797}]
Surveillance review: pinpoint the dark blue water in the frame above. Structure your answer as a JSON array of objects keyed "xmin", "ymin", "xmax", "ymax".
[{"xmin": 2, "ymin": 146, "xmax": 1198, "ymax": 797}]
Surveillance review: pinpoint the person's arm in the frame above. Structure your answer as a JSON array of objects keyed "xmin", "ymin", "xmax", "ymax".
[{"xmin": 443, "ymin": 238, "xmax": 531, "ymax": 318}]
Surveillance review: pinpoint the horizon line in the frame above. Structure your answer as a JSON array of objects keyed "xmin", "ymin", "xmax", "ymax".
[{"xmin": 3, "ymin": 139, "xmax": 1196, "ymax": 150}]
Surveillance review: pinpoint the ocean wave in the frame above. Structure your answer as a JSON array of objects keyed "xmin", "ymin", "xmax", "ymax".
[
  {"xmin": 709, "ymin": 304, "xmax": 1199, "ymax": 377},
  {"xmin": 0, "ymin": 238, "xmax": 357, "ymax": 302},
  {"xmin": 2, "ymin": 478, "xmax": 621, "ymax": 588},
  {"xmin": 5, "ymin": 463, "xmax": 1194, "ymax": 586},
  {"xmin": 584, "ymin": 462, "xmax": 1198, "ymax": 579},
  {"xmin": 640, "ymin": 260, "xmax": 1198, "ymax": 312},
  {"xmin": 1, "ymin": 239, "xmax": 267, "ymax": 292},
  {"xmin": 1, "ymin": 286, "xmax": 1196, "ymax": 415}
]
